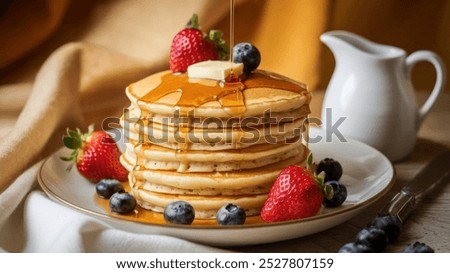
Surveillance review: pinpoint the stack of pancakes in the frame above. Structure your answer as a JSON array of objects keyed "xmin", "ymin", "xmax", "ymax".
[{"xmin": 120, "ymin": 70, "xmax": 311, "ymax": 218}]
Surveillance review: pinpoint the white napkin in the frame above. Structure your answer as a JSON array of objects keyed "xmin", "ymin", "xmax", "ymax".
[
  {"xmin": 0, "ymin": 162, "xmax": 224, "ymax": 252},
  {"xmin": 24, "ymin": 191, "xmax": 225, "ymax": 252}
]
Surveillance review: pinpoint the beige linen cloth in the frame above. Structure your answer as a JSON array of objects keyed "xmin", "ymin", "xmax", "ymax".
[{"xmin": 0, "ymin": 42, "xmax": 226, "ymax": 252}]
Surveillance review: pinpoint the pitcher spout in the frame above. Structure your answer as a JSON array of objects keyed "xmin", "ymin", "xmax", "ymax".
[{"xmin": 320, "ymin": 30, "xmax": 404, "ymax": 60}]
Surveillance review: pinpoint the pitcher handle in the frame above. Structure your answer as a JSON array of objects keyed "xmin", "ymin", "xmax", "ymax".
[{"xmin": 406, "ymin": 50, "xmax": 446, "ymax": 126}]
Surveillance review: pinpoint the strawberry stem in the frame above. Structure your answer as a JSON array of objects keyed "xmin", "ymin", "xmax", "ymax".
[
  {"xmin": 208, "ymin": 29, "xmax": 229, "ymax": 60},
  {"xmin": 306, "ymin": 152, "xmax": 335, "ymax": 200},
  {"xmin": 60, "ymin": 124, "xmax": 95, "ymax": 163},
  {"xmin": 184, "ymin": 14, "xmax": 229, "ymax": 60},
  {"xmin": 62, "ymin": 134, "xmax": 81, "ymax": 150},
  {"xmin": 187, "ymin": 13, "xmax": 199, "ymax": 29},
  {"xmin": 306, "ymin": 152, "xmax": 313, "ymax": 172},
  {"xmin": 323, "ymin": 183, "xmax": 334, "ymax": 200}
]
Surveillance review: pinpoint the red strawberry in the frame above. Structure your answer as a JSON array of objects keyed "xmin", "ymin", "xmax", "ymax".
[
  {"xmin": 169, "ymin": 13, "xmax": 229, "ymax": 72},
  {"xmin": 261, "ymin": 156, "xmax": 332, "ymax": 223},
  {"xmin": 61, "ymin": 125, "xmax": 128, "ymax": 182}
]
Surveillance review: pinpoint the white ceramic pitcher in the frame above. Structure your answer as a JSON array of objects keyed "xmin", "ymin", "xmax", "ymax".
[{"xmin": 320, "ymin": 31, "xmax": 446, "ymax": 161}]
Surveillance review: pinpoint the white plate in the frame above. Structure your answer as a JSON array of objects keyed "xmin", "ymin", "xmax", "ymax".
[{"xmin": 37, "ymin": 128, "xmax": 395, "ymax": 247}]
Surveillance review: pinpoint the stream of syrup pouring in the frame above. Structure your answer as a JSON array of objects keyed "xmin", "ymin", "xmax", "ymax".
[{"xmin": 229, "ymin": 0, "xmax": 235, "ymax": 73}]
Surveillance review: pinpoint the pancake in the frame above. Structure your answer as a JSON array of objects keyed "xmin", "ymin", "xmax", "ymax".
[
  {"xmin": 125, "ymin": 70, "xmax": 311, "ymax": 118},
  {"xmin": 122, "ymin": 116, "xmax": 306, "ymax": 148},
  {"xmin": 121, "ymin": 138, "xmax": 306, "ymax": 172},
  {"xmin": 124, "ymin": 104, "xmax": 311, "ymax": 128}
]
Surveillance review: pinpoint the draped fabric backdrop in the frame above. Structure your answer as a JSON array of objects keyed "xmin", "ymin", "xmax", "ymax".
[{"xmin": 0, "ymin": 0, "xmax": 449, "ymax": 252}]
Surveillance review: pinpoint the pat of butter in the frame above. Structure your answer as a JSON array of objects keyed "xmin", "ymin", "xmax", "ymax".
[{"xmin": 187, "ymin": 60, "xmax": 243, "ymax": 81}]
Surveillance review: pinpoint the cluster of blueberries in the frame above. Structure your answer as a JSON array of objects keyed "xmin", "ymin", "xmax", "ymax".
[
  {"xmin": 96, "ymin": 179, "xmax": 137, "ymax": 214},
  {"xmin": 338, "ymin": 213, "xmax": 434, "ymax": 253},
  {"xmin": 316, "ymin": 159, "xmax": 434, "ymax": 253},
  {"xmin": 316, "ymin": 158, "xmax": 347, "ymax": 207}
]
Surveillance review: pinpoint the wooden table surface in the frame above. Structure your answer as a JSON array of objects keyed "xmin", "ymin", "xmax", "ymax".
[{"xmin": 231, "ymin": 90, "xmax": 450, "ymax": 253}]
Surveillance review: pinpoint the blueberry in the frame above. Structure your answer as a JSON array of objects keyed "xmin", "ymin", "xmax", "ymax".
[
  {"xmin": 216, "ymin": 203, "xmax": 246, "ymax": 225},
  {"xmin": 323, "ymin": 180, "xmax": 347, "ymax": 207},
  {"xmin": 164, "ymin": 201, "xmax": 195, "ymax": 225},
  {"xmin": 370, "ymin": 214, "xmax": 402, "ymax": 242},
  {"xmin": 355, "ymin": 226, "xmax": 388, "ymax": 252},
  {"xmin": 109, "ymin": 192, "xmax": 137, "ymax": 214},
  {"xmin": 316, "ymin": 158, "xmax": 343, "ymax": 182},
  {"xmin": 402, "ymin": 242, "xmax": 435, "ymax": 253},
  {"xmin": 232, "ymin": 42, "xmax": 261, "ymax": 75},
  {"xmin": 96, "ymin": 179, "xmax": 124, "ymax": 199},
  {"xmin": 338, "ymin": 242, "xmax": 374, "ymax": 253}
]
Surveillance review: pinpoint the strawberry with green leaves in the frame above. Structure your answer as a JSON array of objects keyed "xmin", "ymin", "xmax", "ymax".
[
  {"xmin": 169, "ymin": 13, "xmax": 229, "ymax": 73},
  {"xmin": 261, "ymin": 154, "xmax": 333, "ymax": 223},
  {"xmin": 61, "ymin": 125, "xmax": 128, "ymax": 182}
]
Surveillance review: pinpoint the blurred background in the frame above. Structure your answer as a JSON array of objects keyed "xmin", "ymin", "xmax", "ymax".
[{"xmin": 1, "ymin": 0, "xmax": 449, "ymax": 92}]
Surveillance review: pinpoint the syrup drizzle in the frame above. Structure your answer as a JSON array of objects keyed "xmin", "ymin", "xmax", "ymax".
[
  {"xmin": 138, "ymin": 71, "xmax": 306, "ymax": 116},
  {"xmin": 140, "ymin": 73, "xmax": 246, "ymax": 112}
]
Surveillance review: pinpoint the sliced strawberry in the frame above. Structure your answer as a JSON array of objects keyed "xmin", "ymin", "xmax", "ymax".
[
  {"xmin": 61, "ymin": 125, "xmax": 128, "ymax": 182},
  {"xmin": 169, "ymin": 14, "xmax": 229, "ymax": 73}
]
